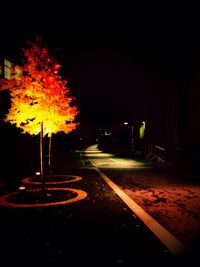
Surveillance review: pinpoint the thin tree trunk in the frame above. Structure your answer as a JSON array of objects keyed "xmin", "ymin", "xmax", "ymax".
[
  {"xmin": 48, "ymin": 132, "xmax": 52, "ymax": 174},
  {"xmin": 40, "ymin": 121, "xmax": 45, "ymax": 191}
]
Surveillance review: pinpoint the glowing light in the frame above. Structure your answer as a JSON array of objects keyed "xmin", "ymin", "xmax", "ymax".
[
  {"xmin": 0, "ymin": 188, "xmax": 87, "ymax": 208},
  {"xmin": 19, "ymin": 186, "xmax": 26, "ymax": 191},
  {"xmin": 104, "ymin": 131, "xmax": 111, "ymax": 136},
  {"xmin": 140, "ymin": 121, "xmax": 145, "ymax": 139},
  {"xmin": 36, "ymin": 172, "xmax": 40, "ymax": 176}
]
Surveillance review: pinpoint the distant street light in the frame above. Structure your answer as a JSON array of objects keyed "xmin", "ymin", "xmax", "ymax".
[{"xmin": 124, "ymin": 122, "xmax": 135, "ymax": 153}]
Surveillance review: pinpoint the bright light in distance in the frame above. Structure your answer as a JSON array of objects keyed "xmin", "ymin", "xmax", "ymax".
[
  {"xmin": 19, "ymin": 186, "xmax": 26, "ymax": 191},
  {"xmin": 124, "ymin": 122, "xmax": 128, "ymax": 125},
  {"xmin": 36, "ymin": 172, "xmax": 40, "ymax": 176}
]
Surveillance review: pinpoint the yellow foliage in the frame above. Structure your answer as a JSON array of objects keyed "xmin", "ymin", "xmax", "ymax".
[{"xmin": 2, "ymin": 37, "xmax": 79, "ymax": 136}]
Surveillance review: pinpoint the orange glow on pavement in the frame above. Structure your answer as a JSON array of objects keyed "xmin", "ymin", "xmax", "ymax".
[{"xmin": 0, "ymin": 188, "xmax": 87, "ymax": 208}]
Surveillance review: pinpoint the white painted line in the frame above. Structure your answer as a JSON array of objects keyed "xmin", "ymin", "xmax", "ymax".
[{"xmin": 94, "ymin": 166, "xmax": 187, "ymax": 256}]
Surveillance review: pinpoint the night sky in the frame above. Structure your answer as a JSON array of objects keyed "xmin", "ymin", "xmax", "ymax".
[{"xmin": 1, "ymin": 3, "xmax": 200, "ymax": 124}]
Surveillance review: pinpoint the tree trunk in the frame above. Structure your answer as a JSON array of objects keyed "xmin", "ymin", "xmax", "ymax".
[
  {"xmin": 48, "ymin": 132, "xmax": 53, "ymax": 174},
  {"xmin": 40, "ymin": 121, "xmax": 45, "ymax": 191}
]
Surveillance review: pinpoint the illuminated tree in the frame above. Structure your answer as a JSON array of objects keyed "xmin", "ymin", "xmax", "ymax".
[{"xmin": 0, "ymin": 36, "xmax": 79, "ymax": 185}]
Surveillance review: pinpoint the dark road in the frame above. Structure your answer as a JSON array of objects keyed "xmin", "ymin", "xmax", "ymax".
[{"xmin": 0, "ymin": 147, "xmax": 198, "ymax": 266}]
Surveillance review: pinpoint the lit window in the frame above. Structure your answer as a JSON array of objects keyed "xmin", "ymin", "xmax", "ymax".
[
  {"xmin": 15, "ymin": 66, "xmax": 21, "ymax": 80},
  {"xmin": 4, "ymin": 59, "xmax": 12, "ymax": 79}
]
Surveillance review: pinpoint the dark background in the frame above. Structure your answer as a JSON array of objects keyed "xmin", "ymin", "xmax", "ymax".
[
  {"xmin": 1, "ymin": 2, "xmax": 200, "ymax": 180},
  {"xmin": 1, "ymin": 3, "xmax": 200, "ymax": 123}
]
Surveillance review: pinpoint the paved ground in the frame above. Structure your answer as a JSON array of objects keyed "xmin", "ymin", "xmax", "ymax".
[{"xmin": 0, "ymin": 151, "xmax": 198, "ymax": 266}]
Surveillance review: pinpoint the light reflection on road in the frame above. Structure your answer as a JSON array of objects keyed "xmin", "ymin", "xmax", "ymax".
[{"xmin": 83, "ymin": 144, "xmax": 148, "ymax": 169}]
